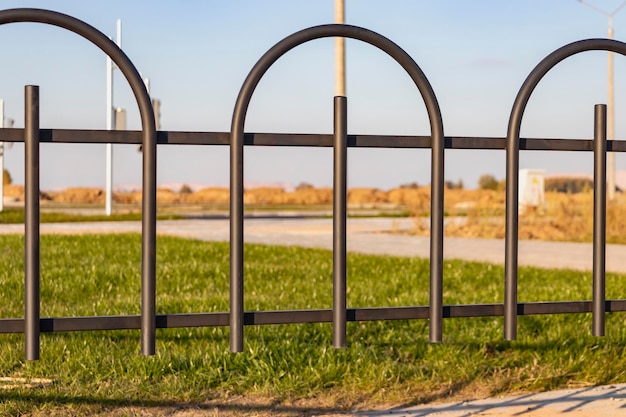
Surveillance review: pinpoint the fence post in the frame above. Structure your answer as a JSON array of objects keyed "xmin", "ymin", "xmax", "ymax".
[
  {"xmin": 24, "ymin": 85, "xmax": 40, "ymax": 361},
  {"xmin": 230, "ymin": 102, "xmax": 245, "ymax": 354},
  {"xmin": 333, "ymin": 96, "xmax": 348, "ymax": 348},
  {"xmin": 429, "ymin": 106, "xmax": 444, "ymax": 344},
  {"xmin": 593, "ymin": 104, "xmax": 607, "ymax": 337},
  {"xmin": 504, "ymin": 138, "xmax": 519, "ymax": 340}
]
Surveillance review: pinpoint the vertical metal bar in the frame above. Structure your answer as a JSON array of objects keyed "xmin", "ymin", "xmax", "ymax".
[
  {"xmin": 333, "ymin": 96, "xmax": 347, "ymax": 348},
  {"xmin": 504, "ymin": 133, "xmax": 520, "ymax": 341},
  {"xmin": 138, "ymin": 20, "xmax": 156, "ymax": 355},
  {"xmin": 141, "ymin": 117, "xmax": 157, "ymax": 357},
  {"xmin": 429, "ymin": 111, "xmax": 444, "ymax": 344},
  {"xmin": 140, "ymin": 50, "xmax": 157, "ymax": 355},
  {"xmin": 230, "ymin": 112, "xmax": 244, "ymax": 354},
  {"xmin": 593, "ymin": 104, "xmax": 607, "ymax": 337},
  {"xmin": 24, "ymin": 85, "xmax": 40, "ymax": 361}
]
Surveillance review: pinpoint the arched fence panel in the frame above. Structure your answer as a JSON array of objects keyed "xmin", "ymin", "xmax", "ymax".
[
  {"xmin": 228, "ymin": 23, "xmax": 445, "ymax": 352},
  {"xmin": 504, "ymin": 38, "xmax": 626, "ymax": 341},
  {"xmin": 0, "ymin": 8, "xmax": 157, "ymax": 357}
]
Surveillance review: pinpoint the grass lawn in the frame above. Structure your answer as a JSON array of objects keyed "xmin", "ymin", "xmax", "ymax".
[
  {"xmin": 0, "ymin": 234, "xmax": 625, "ymax": 415},
  {"xmin": 0, "ymin": 208, "xmax": 182, "ymax": 224}
]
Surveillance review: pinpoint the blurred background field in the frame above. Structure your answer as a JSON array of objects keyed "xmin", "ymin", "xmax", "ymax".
[{"xmin": 3, "ymin": 174, "xmax": 625, "ymax": 244}]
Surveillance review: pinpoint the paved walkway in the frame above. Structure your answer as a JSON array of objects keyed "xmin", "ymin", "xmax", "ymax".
[
  {"xmin": 1, "ymin": 216, "xmax": 624, "ymax": 272},
  {"xmin": 359, "ymin": 384, "xmax": 626, "ymax": 416}
]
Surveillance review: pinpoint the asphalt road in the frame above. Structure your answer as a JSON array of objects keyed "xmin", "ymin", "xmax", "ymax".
[{"xmin": 1, "ymin": 216, "xmax": 624, "ymax": 272}]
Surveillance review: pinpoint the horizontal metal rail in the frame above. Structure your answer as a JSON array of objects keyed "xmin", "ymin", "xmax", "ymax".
[
  {"xmin": 1, "ymin": 300, "xmax": 625, "ymax": 334},
  {"xmin": 0, "ymin": 128, "xmax": 625, "ymax": 151}
]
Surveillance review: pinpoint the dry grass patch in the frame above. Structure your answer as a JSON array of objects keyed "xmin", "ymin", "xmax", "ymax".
[
  {"xmin": 184, "ymin": 187, "xmax": 230, "ymax": 205},
  {"xmin": 286, "ymin": 187, "xmax": 332, "ymax": 205},
  {"xmin": 3, "ymin": 184, "xmax": 24, "ymax": 200},
  {"xmin": 243, "ymin": 187, "xmax": 287, "ymax": 205},
  {"xmin": 51, "ymin": 187, "xmax": 104, "ymax": 204},
  {"xmin": 347, "ymin": 188, "xmax": 388, "ymax": 204},
  {"xmin": 409, "ymin": 190, "xmax": 626, "ymax": 244}
]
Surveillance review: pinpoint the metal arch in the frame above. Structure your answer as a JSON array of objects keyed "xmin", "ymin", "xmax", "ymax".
[
  {"xmin": 0, "ymin": 8, "xmax": 158, "ymax": 356},
  {"xmin": 505, "ymin": 38, "xmax": 626, "ymax": 341},
  {"xmin": 229, "ymin": 23, "xmax": 445, "ymax": 352}
]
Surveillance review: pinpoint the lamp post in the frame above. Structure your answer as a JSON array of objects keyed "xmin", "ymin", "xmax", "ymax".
[
  {"xmin": 578, "ymin": 0, "xmax": 626, "ymax": 200},
  {"xmin": 105, "ymin": 19, "xmax": 121, "ymax": 215},
  {"xmin": 335, "ymin": 0, "xmax": 346, "ymax": 96}
]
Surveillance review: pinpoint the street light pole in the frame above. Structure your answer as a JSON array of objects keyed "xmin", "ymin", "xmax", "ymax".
[
  {"xmin": 335, "ymin": 0, "xmax": 346, "ymax": 97},
  {"xmin": 608, "ymin": 15, "xmax": 616, "ymax": 201},
  {"xmin": 105, "ymin": 19, "xmax": 121, "ymax": 216},
  {"xmin": 578, "ymin": 0, "xmax": 626, "ymax": 200},
  {"xmin": 105, "ymin": 36, "xmax": 113, "ymax": 215}
]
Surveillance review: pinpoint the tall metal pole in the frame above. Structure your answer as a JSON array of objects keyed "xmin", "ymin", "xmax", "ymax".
[
  {"xmin": 105, "ymin": 40, "xmax": 113, "ymax": 215},
  {"xmin": 335, "ymin": 0, "xmax": 346, "ymax": 96},
  {"xmin": 578, "ymin": 0, "xmax": 626, "ymax": 200},
  {"xmin": 608, "ymin": 19, "xmax": 616, "ymax": 201},
  {"xmin": 0, "ymin": 99, "xmax": 4, "ymax": 212},
  {"xmin": 105, "ymin": 19, "xmax": 121, "ymax": 215}
]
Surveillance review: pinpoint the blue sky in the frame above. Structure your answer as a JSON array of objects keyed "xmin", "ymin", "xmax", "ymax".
[{"xmin": 1, "ymin": 0, "xmax": 626, "ymax": 190}]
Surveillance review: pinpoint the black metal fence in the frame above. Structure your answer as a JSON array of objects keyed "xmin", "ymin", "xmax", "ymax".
[{"xmin": 1, "ymin": 8, "xmax": 625, "ymax": 359}]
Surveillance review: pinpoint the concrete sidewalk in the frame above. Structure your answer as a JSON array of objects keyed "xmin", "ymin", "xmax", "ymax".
[
  {"xmin": 359, "ymin": 384, "xmax": 626, "ymax": 416},
  {"xmin": 1, "ymin": 216, "xmax": 624, "ymax": 272}
]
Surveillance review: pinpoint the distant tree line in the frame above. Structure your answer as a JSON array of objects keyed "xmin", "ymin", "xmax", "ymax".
[{"xmin": 478, "ymin": 174, "xmax": 505, "ymax": 191}]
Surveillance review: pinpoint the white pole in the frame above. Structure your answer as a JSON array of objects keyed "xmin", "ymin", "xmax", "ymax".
[
  {"xmin": 105, "ymin": 19, "xmax": 121, "ymax": 216},
  {"xmin": 335, "ymin": 0, "xmax": 346, "ymax": 97},
  {"xmin": 608, "ymin": 19, "xmax": 616, "ymax": 201},
  {"xmin": 577, "ymin": 0, "xmax": 626, "ymax": 200},
  {"xmin": 0, "ymin": 99, "xmax": 4, "ymax": 212},
  {"xmin": 105, "ymin": 49, "xmax": 113, "ymax": 215}
]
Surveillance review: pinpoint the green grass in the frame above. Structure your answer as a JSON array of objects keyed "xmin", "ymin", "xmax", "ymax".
[
  {"xmin": 0, "ymin": 234, "xmax": 625, "ymax": 415},
  {"xmin": 0, "ymin": 208, "xmax": 182, "ymax": 224}
]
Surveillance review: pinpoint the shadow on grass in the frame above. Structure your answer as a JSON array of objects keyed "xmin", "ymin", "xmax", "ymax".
[
  {"xmin": 1, "ymin": 390, "xmax": 348, "ymax": 415},
  {"xmin": 0, "ymin": 380, "xmax": 479, "ymax": 415}
]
